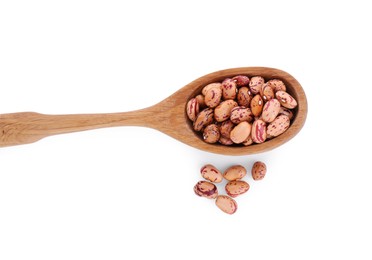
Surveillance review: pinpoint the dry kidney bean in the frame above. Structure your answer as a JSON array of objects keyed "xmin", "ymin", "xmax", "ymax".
[
  {"xmin": 215, "ymin": 195, "xmax": 238, "ymax": 214},
  {"xmin": 187, "ymin": 75, "xmax": 297, "ymax": 146},
  {"xmin": 194, "ymin": 181, "xmax": 218, "ymax": 199},
  {"xmin": 251, "ymin": 161, "xmax": 267, "ymax": 180}
]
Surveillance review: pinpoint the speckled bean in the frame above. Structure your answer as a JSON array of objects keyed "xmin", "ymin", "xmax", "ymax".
[
  {"xmin": 252, "ymin": 161, "xmax": 267, "ymax": 180},
  {"xmin": 261, "ymin": 98, "xmax": 281, "ymax": 123},
  {"xmin": 215, "ymin": 195, "xmax": 238, "ymax": 214},
  {"xmin": 249, "ymin": 76, "xmax": 265, "ymax": 94},
  {"xmin": 232, "ymin": 75, "xmax": 250, "ymax": 86},
  {"xmin": 223, "ymin": 165, "xmax": 247, "ymax": 181},
  {"xmin": 251, "ymin": 119, "xmax": 267, "ymax": 143},
  {"xmin": 214, "ymin": 100, "xmax": 238, "ymax": 122},
  {"xmin": 221, "ymin": 78, "xmax": 237, "ymax": 100},
  {"xmin": 202, "ymin": 82, "xmax": 222, "ymax": 96},
  {"xmin": 219, "ymin": 120, "xmax": 235, "ymax": 138},
  {"xmin": 193, "ymin": 108, "xmax": 214, "ymax": 132},
  {"xmin": 195, "ymin": 94, "xmax": 206, "ymax": 108},
  {"xmin": 250, "ymin": 94, "xmax": 264, "ymax": 117},
  {"xmin": 225, "ymin": 180, "xmax": 250, "ymax": 198},
  {"xmin": 279, "ymin": 106, "xmax": 294, "ymax": 120},
  {"xmin": 230, "ymin": 106, "xmax": 253, "ymax": 124},
  {"xmin": 242, "ymin": 134, "xmax": 253, "ymax": 146},
  {"xmin": 200, "ymin": 164, "xmax": 223, "ymax": 183},
  {"xmin": 186, "ymin": 98, "xmax": 199, "ymax": 122},
  {"xmin": 204, "ymin": 87, "xmax": 222, "ymax": 108},
  {"xmin": 218, "ymin": 136, "xmax": 234, "ymax": 145},
  {"xmin": 203, "ymin": 124, "xmax": 220, "ymax": 143},
  {"xmin": 261, "ymin": 83, "xmax": 275, "ymax": 101},
  {"xmin": 276, "ymin": 91, "xmax": 298, "ymax": 109},
  {"xmin": 194, "ymin": 181, "xmax": 218, "ymax": 199},
  {"xmin": 230, "ymin": 121, "xmax": 252, "ymax": 144},
  {"xmin": 237, "ymin": 86, "xmax": 252, "ymax": 107},
  {"xmin": 267, "ymin": 79, "xmax": 286, "ymax": 92},
  {"xmin": 267, "ymin": 114, "xmax": 290, "ymax": 137}
]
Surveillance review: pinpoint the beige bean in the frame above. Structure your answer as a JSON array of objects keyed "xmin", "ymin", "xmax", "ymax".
[
  {"xmin": 202, "ymin": 82, "xmax": 222, "ymax": 96},
  {"xmin": 230, "ymin": 106, "xmax": 253, "ymax": 124},
  {"xmin": 242, "ymin": 134, "xmax": 253, "ymax": 146},
  {"xmin": 232, "ymin": 75, "xmax": 250, "ymax": 86},
  {"xmin": 193, "ymin": 108, "xmax": 214, "ymax": 132},
  {"xmin": 249, "ymin": 76, "xmax": 265, "ymax": 94},
  {"xmin": 276, "ymin": 90, "xmax": 298, "ymax": 109},
  {"xmin": 195, "ymin": 94, "xmax": 206, "ymax": 109},
  {"xmin": 250, "ymin": 94, "xmax": 264, "ymax": 117},
  {"xmin": 267, "ymin": 114, "xmax": 290, "ymax": 137},
  {"xmin": 230, "ymin": 121, "xmax": 252, "ymax": 144},
  {"xmin": 251, "ymin": 161, "xmax": 267, "ymax": 180},
  {"xmin": 223, "ymin": 165, "xmax": 247, "ymax": 181},
  {"xmin": 221, "ymin": 78, "xmax": 237, "ymax": 100},
  {"xmin": 261, "ymin": 83, "xmax": 275, "ymax": 101},
  {"xmin": 214, "ymin": 100, "xmax": 238, "ymax": 122},
  {"xmin": 267, "ymin": 79, "xmax": 286, "ymax": 92},
  {"xmin": 237, "ymin": 86, "xmax": 252, "ymax": 107},
  {"xmin": 218, "ymin": 136, "xmax": 234, "ymax": 145},
  {"xmin": 219, "ymin": 120, "xmax": 235, "ymax": 138},
  {"xmin": 200, "ymin": 164, "xmax": 223, "ymax": 183},
  {"xmin": 251, "ymin": 119, "xmax": 267, "ymax": 143},
  {"xmin": 203, "ymin": 124, "xmax": 220, "ymax": 144},
  {"xmin": 204, "ymin": 87, "xmax": 222, "ymax": 108},
  {"xmin": 194, "ymin": 181, "xmax": 218, "ymax": 199},
  {"xmin": 225, "ymin": 180, "xmax": 250, "ymax": 197},
  {"xmin": 261, "ymin": 98, "xmax": 281, "ymax": 123},
  {"xmin": 279, "ymin": 106, "xmax": 294, "ymax": 120},
  {"xmin": 186, "ymin": 98, "xmax": 199, "ymax": 122},
  {"xmin": 215, "ymin": 195, "xmax": 238, "ymax": 214}
]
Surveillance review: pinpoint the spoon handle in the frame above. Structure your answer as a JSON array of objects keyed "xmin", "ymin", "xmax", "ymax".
[{"xmin": 0, "ymin": 108, "xmax": 159, "ymax": 147}]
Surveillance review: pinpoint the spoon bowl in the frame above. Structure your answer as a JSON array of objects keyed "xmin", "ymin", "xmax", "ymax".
[{"xmin": 0, "ymin": 67, "xmax": 307, "ymax": 155}]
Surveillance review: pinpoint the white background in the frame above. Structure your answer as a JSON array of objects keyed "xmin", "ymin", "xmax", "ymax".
[{"xmin": 1, "ymin": 0, "xmax": 371, "ymax": 259}]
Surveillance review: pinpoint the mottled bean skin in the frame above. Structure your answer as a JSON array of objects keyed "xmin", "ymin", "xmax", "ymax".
[
  {"xmin": 215, "ymin": 195, "xmax": 238, "ymax": 214},
  {"xmin": 232, "ymin": 75, "xmax": 250, "ymax": 86},
  {"xmin": 204, "ymin": 87, "xmax": 222, "ymax": 108},
  {"xmin": 250, "ymin": 94, "xmax": 264, "ymax": 117},
  {"xmin": 261, "ymin": 84, "xmax": 275, "ymax": 101},
  {"xmin": 203, "ymin": 124, "xmax": 220, "ymax": 143},
  {"xmin": 261, "ymin": 98, "xmax": 281, "ymax": 123},
  {"xmin": 193, "ymin": 108, "xmax": 214, "ymax": 131},
  {"xmin": 223, "ymin": 165, "xmax": 247, "ymax": 181},
  {"xmin": 200, "ymin": 164, "xmax": 223, "ymax": 183},
  {"xmin": 251, "ymin": 119, "xmax": 267, "ymax": 143},
  {"xmin": 230, "ymin": 121, "xmax": 251, "ymax": 144},
  {"xmin": 251, "ymin": 161, "xmax": 267, "ymax": 180},
  {"xmin": 202, "ymin": 82, "xmax": 222, "ymax": 96},
  {"xmin": 219, "ymin": 136, "xmax": 234, "ymax": 145},
  {"xmin": 186, "ymin": 98, "xmax": 199, "ymax": 122},
  {"xmin": 279, "ymin": 106, "xmax": 294, "ymax": 120},
  {"xmin": 225, "ymin": 180, "xmax": 250, "ymax": 197},
  {"xmin": 230, "ymin": 106, "xmax": 253, "ymax": 124},
  {"xmin": 195, "ymin": 94, "xmax": 206, "ymax": 108},
  {"xmin": 221, "ymin": 78, "xmax": 237, "ymax": 100},
  {"xmin": 249, "ymin": 76, "xmax": 265, "ymax": 94},
  {"xmin": 267, "ymin": 79, "xmax": 286, "ymax": 92},
  {"xmin": 194, "ymin": 181, "xmax": 218, "ymax": 199},
  {"xmin": 219, "ymin": 120, "xmax": 235, "ymax": 138},
  {"xmin": 237, "ymin": 87, "xmax": 252, "ymax": 107},
  {"xmin": 214, "ymin": 100, "xmax": 238, "ymax": 122},
  {"xmin": 276, "ymin": 91, "xmax": 298, "ymax": 109},
  {"xmin": 267, "ymin": 114, "xmax": 290, "ymax": 137},
  {"xmin": 242, "ymin": 134, "xmax": 253, "ymax": 146}
]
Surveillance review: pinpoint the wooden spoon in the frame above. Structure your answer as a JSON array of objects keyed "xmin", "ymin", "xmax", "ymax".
[{"xmin": 0, "ymin": 67, "xmax": 307, "ymax": 155}]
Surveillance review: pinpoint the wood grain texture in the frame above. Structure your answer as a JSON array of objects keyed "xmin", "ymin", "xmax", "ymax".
[{"xmin": 0, "ymin": 67, "xmax": 307, "ymax": 155}]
